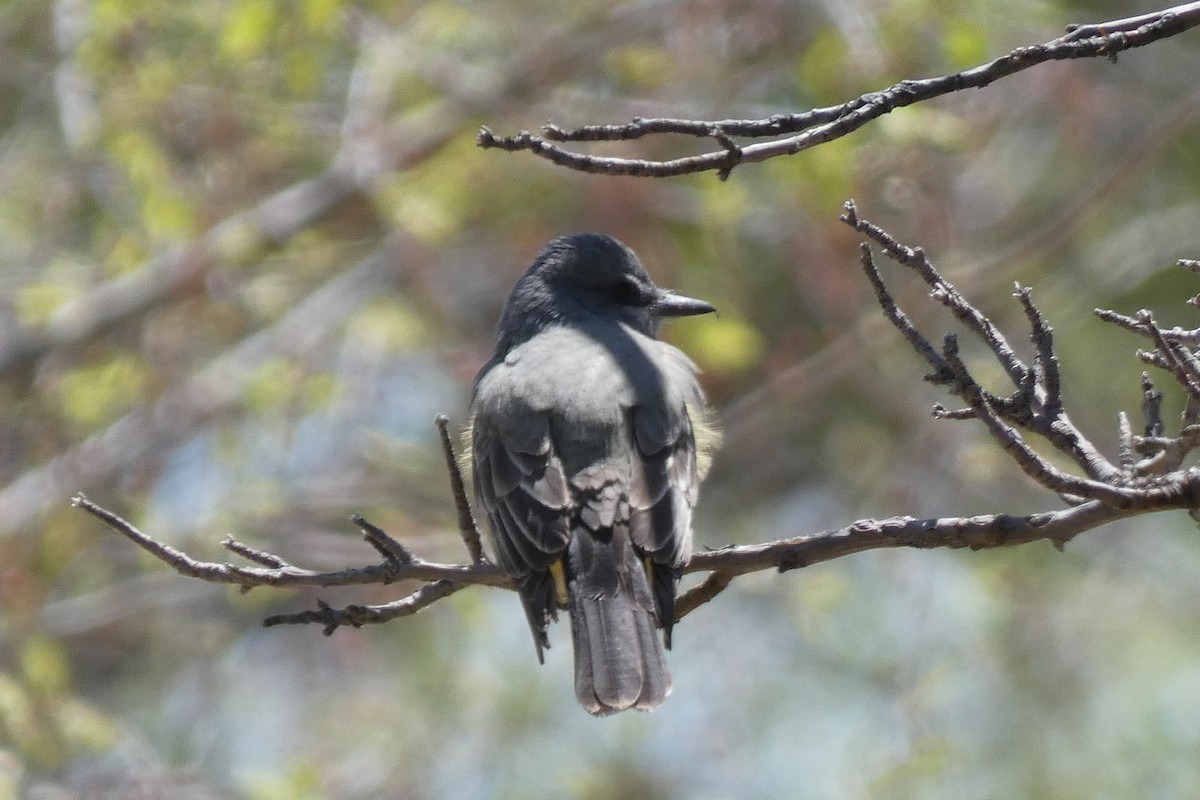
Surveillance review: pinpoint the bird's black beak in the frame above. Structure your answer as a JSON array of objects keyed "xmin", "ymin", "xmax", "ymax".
[{"xmin": 652, "ymin": 290, "xmax": 716, "ymax": 318}]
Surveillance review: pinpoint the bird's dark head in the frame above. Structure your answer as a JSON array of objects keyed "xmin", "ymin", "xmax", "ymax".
[{"xmin": 495, "ymin": 233, "xmax": 715, "ymax": 350}]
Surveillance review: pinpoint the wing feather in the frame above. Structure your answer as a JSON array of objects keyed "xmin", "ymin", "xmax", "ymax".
[
  {"xmin": 628, "ymin": 403, "xmax": 700, "ymax": 646},
  {"xmin": 471, "ymin": 412, "xmax": 572, "ymax": 660}
]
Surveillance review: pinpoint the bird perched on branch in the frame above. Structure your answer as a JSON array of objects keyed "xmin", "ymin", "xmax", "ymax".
[{"xmin": 469, "ymin": 233, "xmax": 717, "ymax": 715}]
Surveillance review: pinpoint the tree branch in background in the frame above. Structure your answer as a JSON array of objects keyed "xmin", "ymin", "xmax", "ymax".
[
  {"xmin": 73, "ymin": 205, "xmax": 1200, "ymax": 632},
  {"xmin": 1, "ymin": 1, "xmax": 685, "ymax": 534},
  {"xmin": 477, "ymin": 3, "xmax": 1200, "ymax": 179},
  {"xmin": 0, "ymin": 0, "xmax": 683, "ymax": 381},
  {"xmin": 0, "ymin": 241, "xmax": 407, "ymax": 535}
]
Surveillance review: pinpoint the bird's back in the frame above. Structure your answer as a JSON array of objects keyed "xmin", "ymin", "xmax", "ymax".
[{"xmin": 471, "ymin": 320, "xmax": 705, "ymax": 713}]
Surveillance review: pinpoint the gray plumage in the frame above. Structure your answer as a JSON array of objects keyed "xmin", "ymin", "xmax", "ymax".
[{"xmin": 469, "ymin": 233, "xmax": 715, "ymax": 715}]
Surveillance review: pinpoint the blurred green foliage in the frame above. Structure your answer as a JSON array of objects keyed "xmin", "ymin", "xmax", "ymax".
[{"xmin": 1, "ymin": 0, "xmax": 1200, "ymax": 797}]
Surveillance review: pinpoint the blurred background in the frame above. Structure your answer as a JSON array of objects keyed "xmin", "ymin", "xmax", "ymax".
[{"xmin": 3, "ymin": 0, "xmax": 1200, "ymax": 797}]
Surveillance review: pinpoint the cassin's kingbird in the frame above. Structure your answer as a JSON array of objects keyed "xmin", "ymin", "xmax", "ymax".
[{"xmin": 469, "ymin": 233, "xmax": 716, "ymax": 715}]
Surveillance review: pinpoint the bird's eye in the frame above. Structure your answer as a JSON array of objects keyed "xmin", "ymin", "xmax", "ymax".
[{"xmin": 611, "ymin": 276, "xmax": 645, "ymax": 306}]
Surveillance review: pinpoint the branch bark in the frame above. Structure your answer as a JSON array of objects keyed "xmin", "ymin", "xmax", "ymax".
[{"xmin": 477, "ymin": 3, "xmax": 1200, "ymax": 179}]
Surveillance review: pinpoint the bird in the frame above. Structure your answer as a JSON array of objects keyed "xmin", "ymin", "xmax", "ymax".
[{"xmin": 468, "ymin": 232, "xmax": 717, "ymax": 715}]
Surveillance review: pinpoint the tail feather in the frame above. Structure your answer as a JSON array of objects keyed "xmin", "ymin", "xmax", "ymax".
[
  {"xmin": 567, "ymin": 531, "xmax": 671, "ymax": 715},
  {"xmin": 632, "ymin": 604, "xmax": 670, "ymax": 705}
]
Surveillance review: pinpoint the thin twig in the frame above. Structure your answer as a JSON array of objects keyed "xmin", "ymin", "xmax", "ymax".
[
  {"xmin": 436, "ymin": 414, "xmax": 485, "ymax": 563},
  {"xmin": 855, "ymin": 205, "xmax": 1125, "ymax": 482},
  {"xmin": 1185, "ymin": 395, "xmax": 1200, "ymax": 427},
  {"xmin": 1139, "ymin": 311, "xmax": 1200, "ymax": 402},
  {"xmin": 73, "ymin": 493, "xmax": 509, "ymax": 589},
  {"xmin": 854, "ymin": 237, "xmax": 951, "ymax": 382},
  {"xmin": 1138, "ymin": 349, "xmax": 1173, "ymax": 372},
  {"xmin": 263, "ymin": 581, "xmax": 465, "ymax": 633},
  {"xmin": 1095, "ymin": 307, "xmax": 1200, "ymax": 344},
  {"xmin": 1118, "ymin": 411, "xmax": 1135, "ymax": 475},
  {"xmin": 931, "ymin": 404, "xmax": 978, "ymax": 420},
  {"xmin": 1014, "ymin": 285, "xmax": 1121, "ymax": 481},
  {"xmin": 1061, "ymin": 2, "xmax": 1200, "ymax": 40},
  {"xmin": 222, "ymin": 538, "xmax": 291, "ymax": 570},
  {"xmin": 844, "ymin": 201, "xmax": 1029, "ymax": 390},
  {"xmin": 675, "ymin": 571, "xmax": 734, "ymax": 621},
  {"xmin": 352, "ymin": 513, "xmax": 413, "ymax": 570},
  {"xmin": 1142, "ymin": 373, "xmax": 1166, "ymax": 436},
  {"xmin": 1133, "ymin": 426, "xmax": 1200, "ymax": 474},
  {"xmin": 936, "ymin": 340, "xmax": 1172, "ymax": 508},
  {"xmin": 1016, "ymin": 285, "xmax": 1060, "ymax": 414}
]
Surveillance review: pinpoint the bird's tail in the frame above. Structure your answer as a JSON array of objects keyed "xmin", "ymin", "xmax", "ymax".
[{"xmin": 566, "ymin": 529, "xmax": 671, "ymax": 715}]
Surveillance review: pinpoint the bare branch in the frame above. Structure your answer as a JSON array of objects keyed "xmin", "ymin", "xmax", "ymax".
[
  {"xmin": 1095, "ymin": 307, "xmax": 1200, "ymax": 344},
  {"xmin": 687, "ymin": 502, "xmax": 1139, "ymax": 577},
  {"xmin": 70, "ymin": 201, "xmax": 1200, "ymax": 638},
  {"xmin": 1186, "ymin": 395, "xmax": 1200, "ymax": 428},
  {"xmin": 1138, "ymin": 348, "xmax": 1174, "ymax": 372},
  {"xmin": 849, "ymin": 205, "xmax": 1129, "ymax": 483},
  {"xmin": 479, "ymin": 4, "xmax": 1200, "ymax": 178},
  {"xmin": 967, "ymin": 384, "xmax": 1165, "ymax": 507},
  {"xmin": 74, "ymin": 493, "xmax": 1177, "ymax": 629},
  {"xmin": 263, "ymin": 582, "xmax": 465, "ymax": 634},
  {"xmin": 675, "ymin": 570, "xmax": 734, "ymax": 621},
  {"xmin": 1061, "ymin": 2, "xmax": 1200, "ymax": 40},
  {"xmin": 72, "ymin": 493, "xmax": 510, "ymax": 590},
  {"xmin": 74, "ymin": 469, "xmax": 1200, "ymax": 632},
  {"xmin": 844, "ymin": 201, "xmax": 1029, "ymax": 390}
]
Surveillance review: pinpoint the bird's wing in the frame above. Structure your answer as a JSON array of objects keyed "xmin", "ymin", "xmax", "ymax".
[
  {"xmin": 629, "ymin": 404, "xmax": 696, "ymax": 558},
  {"xmin": 628, "ymin": 399, "xmax": 699, "ymax": 647},
  {"xmin": 470, "ymin": 408, "xmax": 572, "ymax": 660}
]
